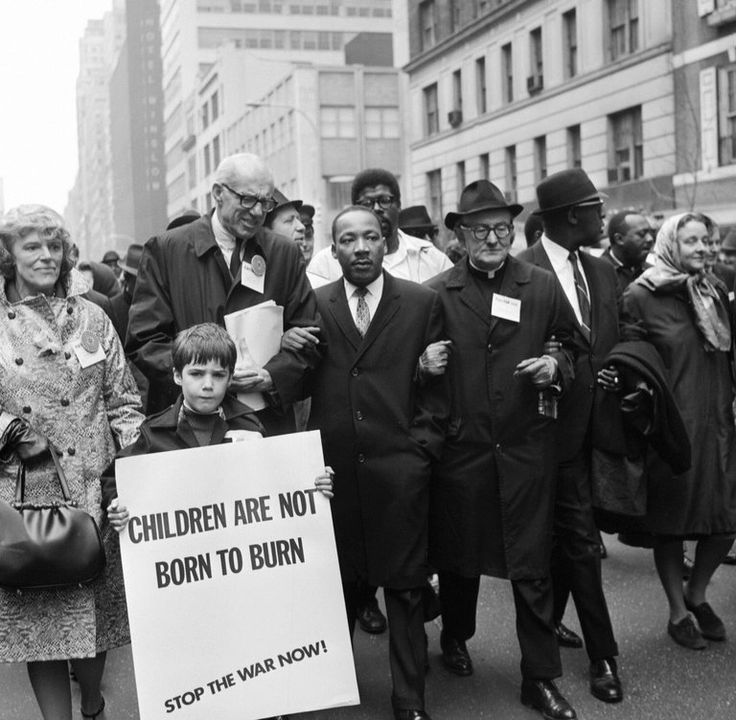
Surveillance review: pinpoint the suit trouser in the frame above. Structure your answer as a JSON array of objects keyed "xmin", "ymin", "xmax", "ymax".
[
  {"xmin": 343, "ymin": 580, "xmax": 426, "ymax": 711},
  {"xmin": 439, "ymin": 570, "xmax": 561, "ymax": 680},
  {"xmin": 551, "ymin": 450, "xmax": 618, "ymax": 661}
]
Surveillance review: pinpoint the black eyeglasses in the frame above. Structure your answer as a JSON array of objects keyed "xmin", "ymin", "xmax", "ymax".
[
  {"xmin": 220, "ymin": 183, "xmax": 277, "ymax": 213},
  {"xmin": 356, "ymin": 195, "xmax": 396, "ymax": 211},
  {"xmin": 458, "ymin": 222, "xmax": 513, "ymax": 241}
]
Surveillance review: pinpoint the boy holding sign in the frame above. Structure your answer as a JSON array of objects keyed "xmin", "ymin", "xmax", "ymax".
[{"xmin": 102, "ymin": 323, "xmax": 333, "ymax": 528}]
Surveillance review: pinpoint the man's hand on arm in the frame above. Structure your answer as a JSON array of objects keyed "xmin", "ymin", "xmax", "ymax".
[
  {"xmin": 514, "ymin": 356, "xmax": 558, "ymax": 389},
  {"xmin": 231, "ymin": 367, "xmax": 274, "ymax": 392}
]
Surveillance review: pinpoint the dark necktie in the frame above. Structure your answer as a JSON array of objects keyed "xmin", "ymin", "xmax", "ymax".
[
  {"xmin": 229, "ymin": 239, "xmax": 242, "ymax": 278},
  {"xmin": 354, "ymin": 287, "xmax": 370, "ymax": 337},
  {"xmin": 569, "ymin": 251, "xmax": 591, "ymax": 340}
]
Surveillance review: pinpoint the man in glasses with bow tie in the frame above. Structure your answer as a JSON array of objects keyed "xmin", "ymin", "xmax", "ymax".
[{"xmin": 127, "ymin": 152, "xmax": 320, "ymax": 435}]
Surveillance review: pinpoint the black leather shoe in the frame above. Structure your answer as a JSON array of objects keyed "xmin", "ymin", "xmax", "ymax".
[
  {"xmin": 589, "ymin": 658, "xmax": 623, "ymax": 703},
  {"xmin": 394, "ymin": 710, "xmax": 431, "ymax": 720},
  {"xmin": 440, "ymin": 631, "xmax": 473, "ymax": 676},
  {"xmin": 357, "ymin": 599, "xmax": 387, "ymax": 634},
  {"xmin": 684, "ymin": 599, "xmax": 726, "ymax": 641},
  {"xmin": 520, "ymin": 679, "xmax": 576, "ymax": 720},
  {"xmin": 554, "ymin": 622, "xmax": 583, "ymax": 649}
]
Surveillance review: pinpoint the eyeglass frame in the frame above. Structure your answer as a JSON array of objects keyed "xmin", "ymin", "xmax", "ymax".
[
  {"xmin": 219, "ymin": 183, "xmax": 277, "ymax": 213},
  {"xmin": 458, "ymin": 222, "xmax": 514, "ymax": 241},
  {"xmin": 355, "ymin": 195, "xmax": 397, "ymax": 211}
]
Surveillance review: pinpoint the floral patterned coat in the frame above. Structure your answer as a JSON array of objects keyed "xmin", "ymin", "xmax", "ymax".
[{"xmin": 0, "ymin": 269, "xmax": 143, "ymax": 661}]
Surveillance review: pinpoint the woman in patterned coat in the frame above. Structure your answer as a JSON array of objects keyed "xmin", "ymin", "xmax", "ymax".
[{"xmin": 0, "ymin": 206, "xmax": 143, "ymax": 719}]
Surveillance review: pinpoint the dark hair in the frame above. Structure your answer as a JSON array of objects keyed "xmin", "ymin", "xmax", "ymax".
[
  {"xmin": 607, "ymin": 210, "xmax": 638, "ymax": 241},
  {"xmin": 350, "ymin": 169, "xmax": 401, "ymax": 205},
  {"xmin": 172, "ymin": 323, "xmax": 237, "ymax": 374},
  {"xmin": 678, "ymin": 212, "xmax": 710, "ymax": 234},
  {"xmin": 523, "ymin": 214, "xmax": 544, "ymax": 247},
  {"xmin": 330, "ymin": 206, "xmax": 383, "ymax": 242}
]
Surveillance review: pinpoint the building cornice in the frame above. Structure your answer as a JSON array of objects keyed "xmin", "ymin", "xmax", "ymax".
[{"xmin": 410, "ymin": 42, "xmax": 672, "ymax": 152}]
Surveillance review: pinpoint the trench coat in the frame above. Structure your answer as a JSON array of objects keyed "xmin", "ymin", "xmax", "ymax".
[
  {"xmin": 622, "ymin": 282, "xmax": 736, "ymax": 536},
  {"xmin": 126, "ymin": 213, "xmax": 320, "ymax": 422},
  {"xmin": 0, "ymin": 269, "xmax": 143, "ymax": 661},
  {"xmin": 307, "ymin": 272, "xmax": 448, "ymax": 589},
  {"xmin": 425, "ymin": 257, "xmax": 575, "ymax": 581}
]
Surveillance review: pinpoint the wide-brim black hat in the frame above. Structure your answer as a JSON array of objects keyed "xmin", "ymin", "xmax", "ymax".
[
  {"xmin": 533, "ymin": 168, "xmax": 604, "ymax": 215},
  {"xmin": 400, "ymin": 205, "xmax": 437, "ymax": 232},
  {"xmin": 119, "ymin": 243, "xmax": 144, "ymax": 276},
  {"xmin": 445, "ymin": 180, "xmax": 523, "ymax": 230}
]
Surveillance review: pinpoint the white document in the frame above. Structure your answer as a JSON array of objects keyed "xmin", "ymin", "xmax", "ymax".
[
  {"xmin": 224, "ymin": 301, "xmax": 283, "ymax": 411},
  {"xmin": 117, "ymin": 432, "xmax": 360, "ymax": 720}
]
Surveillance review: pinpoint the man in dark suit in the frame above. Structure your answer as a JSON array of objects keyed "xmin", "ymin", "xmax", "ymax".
[
  {"xmin": 427, "ymin": 180, "xmax": 577, "ymax": 720},
  {"xmin": 518, "ymin": 169, "xmax": 623, "ymax": 705},
  {"xmin": 307, "ymin": 206, "xmax": 447, "ymax": 720},
  {"xmin": 126, "ymin": 153, "xmax": 319, "ymax": 433},
  {"xmin": 601, "ymin": 211, "xmax": 654, "ymax": 294}
]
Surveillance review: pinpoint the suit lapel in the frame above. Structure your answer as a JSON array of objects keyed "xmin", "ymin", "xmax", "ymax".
[
  {"xmin": 356, "ymin": 272, "xmax": 400, "ymax": 360},
  {"xmin": 451, "ymin": 263, "xmax": 492, "ymax": 328},
  {"xmin": 328, "ymin": 281, "xmax": 362, "ymax": 352}
]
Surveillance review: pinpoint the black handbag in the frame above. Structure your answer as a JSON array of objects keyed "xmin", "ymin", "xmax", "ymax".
[{"xmin": 0, "ymin": 447, "xmax": 106, "ymax": 591}]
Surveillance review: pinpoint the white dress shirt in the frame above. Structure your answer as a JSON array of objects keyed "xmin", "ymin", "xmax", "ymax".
[
  {"xmin": 211, "ymin": 210, "xmax": 238, "ymax": 267},
  {"xmin": 343, "ymin": 274, "xmax": 384, "ymax": 328},
  {"xmin": 540, "ymin": 234, "xmax": 591, "ymax": 327}
]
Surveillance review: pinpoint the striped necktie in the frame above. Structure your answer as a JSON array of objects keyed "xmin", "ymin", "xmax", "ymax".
[
  {"xmin": 569, "ymin": 251, "xmax": 591, "ymax": 340},
  {"xmin": 354, "ymin": 287, "xmax": 370, "ymax": 337}
]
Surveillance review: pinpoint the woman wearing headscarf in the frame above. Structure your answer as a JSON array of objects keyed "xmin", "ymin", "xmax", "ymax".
[
  {"xmin": 0, "ymin": 205, "xmax": 143, "ymax": 719},
  {"xmin": 621, "ymin": 212, "xmax": 736, "ymax": 650}
]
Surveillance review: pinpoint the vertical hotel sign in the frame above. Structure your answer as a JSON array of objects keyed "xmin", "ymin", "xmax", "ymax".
[{"xmin": 700, "ymin": 66, "xmax": 718, "ymax": 173}]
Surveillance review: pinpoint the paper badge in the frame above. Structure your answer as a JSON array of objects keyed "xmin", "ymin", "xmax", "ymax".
[{"xmin": 491, "ymin": 293, "xmax": 521, "ymax": 323}]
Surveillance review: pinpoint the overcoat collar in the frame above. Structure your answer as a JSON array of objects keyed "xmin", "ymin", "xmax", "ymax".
[
  {"xmin": 326, "ymin": 270, "xmax": 401, "ymax": 360},
  {"xmin": 446, "ymin": 256, "xmax": 532, "ymax": 334}
]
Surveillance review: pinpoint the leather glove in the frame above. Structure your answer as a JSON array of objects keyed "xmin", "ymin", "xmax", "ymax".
[{"xmin": 1, "ymin": 419, "xmax": 52, "ymax": 464}]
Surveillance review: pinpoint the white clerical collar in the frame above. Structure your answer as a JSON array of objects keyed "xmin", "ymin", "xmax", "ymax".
[
  {"xmin": 344, "ymin": 272, "xmax": 384, "ymax": 300},
  {"xmin": 469, "ymin": 258, "xmax": 505, "ymax": 278}
]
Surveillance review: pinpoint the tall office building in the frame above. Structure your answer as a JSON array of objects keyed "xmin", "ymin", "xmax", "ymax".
[{"xmin": 160, "ymin": 0, "xmax": 394, "ymax": 219}]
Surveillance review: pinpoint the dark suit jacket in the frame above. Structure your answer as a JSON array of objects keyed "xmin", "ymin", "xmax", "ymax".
[
  {"xmin": 425, "ymin": 256, "xmax": 576, "ymax": 580},
  {"xmin": 126, "ymin": 213, "xmax": 320, "ymax": 419},
  {"xmin": 600, "ymin": 247, "xmax": 651, "ymax": 297},
  {"xmin": 307, "ymin": 271, "xmax": 448, "ymax": 589},
  {"xmin": 518, "ymin": 241, "xmax": 621, "ymax": 462}
]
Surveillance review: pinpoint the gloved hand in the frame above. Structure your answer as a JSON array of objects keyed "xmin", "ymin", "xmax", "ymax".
[{"xmin": 1, "ymin": 419, "xmax": 52, "ymax": 464}]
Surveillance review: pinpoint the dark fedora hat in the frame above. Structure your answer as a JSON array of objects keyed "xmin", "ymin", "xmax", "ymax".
[
  {"xmin": 266, "ymin": 189, "xmax": 302, "ymax": 222},
  {"xmin": 101, "ymin": 250, "xmax": 120, "ymax": 264},
  {"xmin": 445, "ymin": 180, "xmax": 523, "ymax": 230},
  {"xmin": 533, "ymin": 168, "xmax": 603, "ymax": 215},
  {"xmin": 119, "ymin": 243, "xmax": 144, "ymax": 276},
  {"xmin": 299, "ymin": 203, "xmax": 315, "ymax": 220},
  {"xmin": 399, "ymin": 205, "xmax": 437, "ymax": 232},
  {"xmin": 166, "ymin": 210, "xmax": 201, "ymax": 230}
]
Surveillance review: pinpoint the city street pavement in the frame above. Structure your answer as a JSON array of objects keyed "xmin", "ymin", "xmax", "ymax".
[{"xmin": 2, "ymin": 536, "xmax": 736, "ymax": 719}]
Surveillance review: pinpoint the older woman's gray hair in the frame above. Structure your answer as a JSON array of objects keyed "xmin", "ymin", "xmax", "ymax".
[{"xmin": 0, "ymin": 204, "xmax": 75, "ymax": 280}]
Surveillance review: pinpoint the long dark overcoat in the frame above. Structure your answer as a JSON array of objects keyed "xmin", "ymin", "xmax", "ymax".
[
  {"xmin": 308, "ymin": 272, "xmax": 448, "ymax": 590},
  {"xmin": 126, "ymin": 213, "xmax": 320, "ymax": 419},
  {"xmin": 425, "ymin": 257, "xmax": 575, "ymax": 580}
]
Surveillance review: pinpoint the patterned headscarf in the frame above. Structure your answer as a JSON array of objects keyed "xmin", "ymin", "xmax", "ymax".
[{"xmin": 635, "ymin": 213, "xmax": 731, "ymax": 352}]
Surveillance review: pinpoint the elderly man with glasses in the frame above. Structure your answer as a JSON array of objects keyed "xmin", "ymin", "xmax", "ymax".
[
  {"xmin": 426, "ymin": 180, "xmax": 579, "ymax": 720},
  {"xmin": 127, "ymin": 153, "xmax": 320, "ymax": 435}
]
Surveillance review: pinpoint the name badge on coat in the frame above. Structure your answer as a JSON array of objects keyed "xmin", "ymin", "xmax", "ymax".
[
  {"xmin": 241, "ymin": 254, "xmax": 266, "ymax": 294},
  {"xmin": 491, "ymin": 293, "xmax": 521, "ymax": 323}
]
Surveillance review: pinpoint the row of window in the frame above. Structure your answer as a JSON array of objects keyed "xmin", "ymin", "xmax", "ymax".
[
  {"xmin": 198, "ymin": 27, "xmax": 345, "ymax": 51},
  {"xmin": 424, "ymin": 106, "xmax": 643, "ymax": 219},
  {"xmin": 197, "ymin": 1, "xmax": 391, "ymax": 16}
]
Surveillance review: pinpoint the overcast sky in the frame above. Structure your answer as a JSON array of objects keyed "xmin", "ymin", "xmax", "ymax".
[{"xmin": 0, "ymin": 1, "xmax": 112, "ymax": 213}]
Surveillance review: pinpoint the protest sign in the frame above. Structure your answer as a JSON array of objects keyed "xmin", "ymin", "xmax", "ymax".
[{"xmin": 117, "ymin": 431, "xmax": 359, "ymax": 720}]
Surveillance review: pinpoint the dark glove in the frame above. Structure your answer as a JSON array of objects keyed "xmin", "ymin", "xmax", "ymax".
[{"xmin": 1, "ymin": 419, "xmax": 51, "ymax": 464}]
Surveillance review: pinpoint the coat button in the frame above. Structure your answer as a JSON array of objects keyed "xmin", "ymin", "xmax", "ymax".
[
  {"xmin": 60, "ymin": 398, "xmax": 70, "ymax": 407},
  {"xmin": 14, "ymin": 357, "xmax": 23, "ymax": 365},
  {"xmin": 487, "ymin": 343, "xmax": 493, "ymax": 352},
  {"xmin": 357, "ymin": 453, "xmax": 366, "ymax": 463},
  {"xmin": 351, "ymin": 368, "xmax": 359, "ymax": 377},
  {"xmin": 67, "ymin": 447, "xmax": 76, "ymax": 456},
  {"xmin": 67, "ymin": 307, "xmax": 73, "ymax": 315},
  {"xmin": 7, "ymin": 311, "xmax": 15, "ymax": 319},
  {"xmin": 64, "ymin": 352, "xmax": 71, "ymax": 360},
  {"xmin": 355, "ymin": 411, "xmax": 363, "ymax": 421},
  {"xmin": 22, "ymin": 406, "xmax": 31, "ymax": 414}
]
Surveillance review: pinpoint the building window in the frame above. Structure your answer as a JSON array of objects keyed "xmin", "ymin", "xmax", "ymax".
[
  {"xmin": 719, "ymin": 66, "xmax": 736, "ymax": 165},
  {"xmin": 456, "ymin": 161, "xmax": 466, "ymax": 193},
  {"xmin": 187, "ymin": 155, "xmax": 197, "ymax": 190},
  {"xmin": 424, "ymin": 83, "xmax": 439, "ymax": 136},
  {"xmin": 201, "ymin": 102, "xmax": 209, "ymax": 130},
  {"xmin": 608, "ymin": 106, "xmax": 643, "ymax": 182},
  {"xmin": 327, "ymin": 179, "xmax": 352, "ymax": 209},
  {"xmin": 501, "ymin": 43, "xmax": 513, "ymax": 104},
  {"xmin": 212, "ymin": 135, "xmax": 221, "ymax": 168},
  {"xmin": 480, "ymin": 152, "xmax": 490, "ymax": 180},
  {"xmin": 420, "ymin": 0, "xmax": 437, "ymax": 51},
  {"xmin": 449, "ymin": 0, "xmax": 461, "ymax": 32},
  {"xmin": 203, "ymin": 143, "xmax": 211, "ymax": 176},
  {"xmin": 365, "ymin": 107, "xmax": 400, "ymax": 138},
  {"xmin": 567, "ymin": 124, "xmax": 582, "ymax": 168},
  {"xmin": 608, "ymin": 0, "xmax": 639, "ymax": 61},
  {"xmin": 529, "ymin": 27, "xmax": 543, "ymax": 93},
  {"xmin": 211, "ymin": 90, "xmax": 219, "ymax": 121},
  {"xmin": 476, "ymin": 56, "xmax": 487, "ymax": 115},
  {"xmin": 563, "ymin": 9, "xmax": 577, "ymax": 79},
  {"xmin": 452, "ymin": 69, "xmax": 463, "ymax": 113},
  {"xmin": 505, "ymin": 145, "xmax": 517, "ymax": 202},
  {"xmin": 320, "ymin": 106, "xmax": 355, "ymax": 138},
  {"xmin": 426, "ymin": 169, "xmax": 443, "ymax": 226},
  {"xmin": 534, "ymin": 136, "xmax": 547, "ymax": 182}
]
